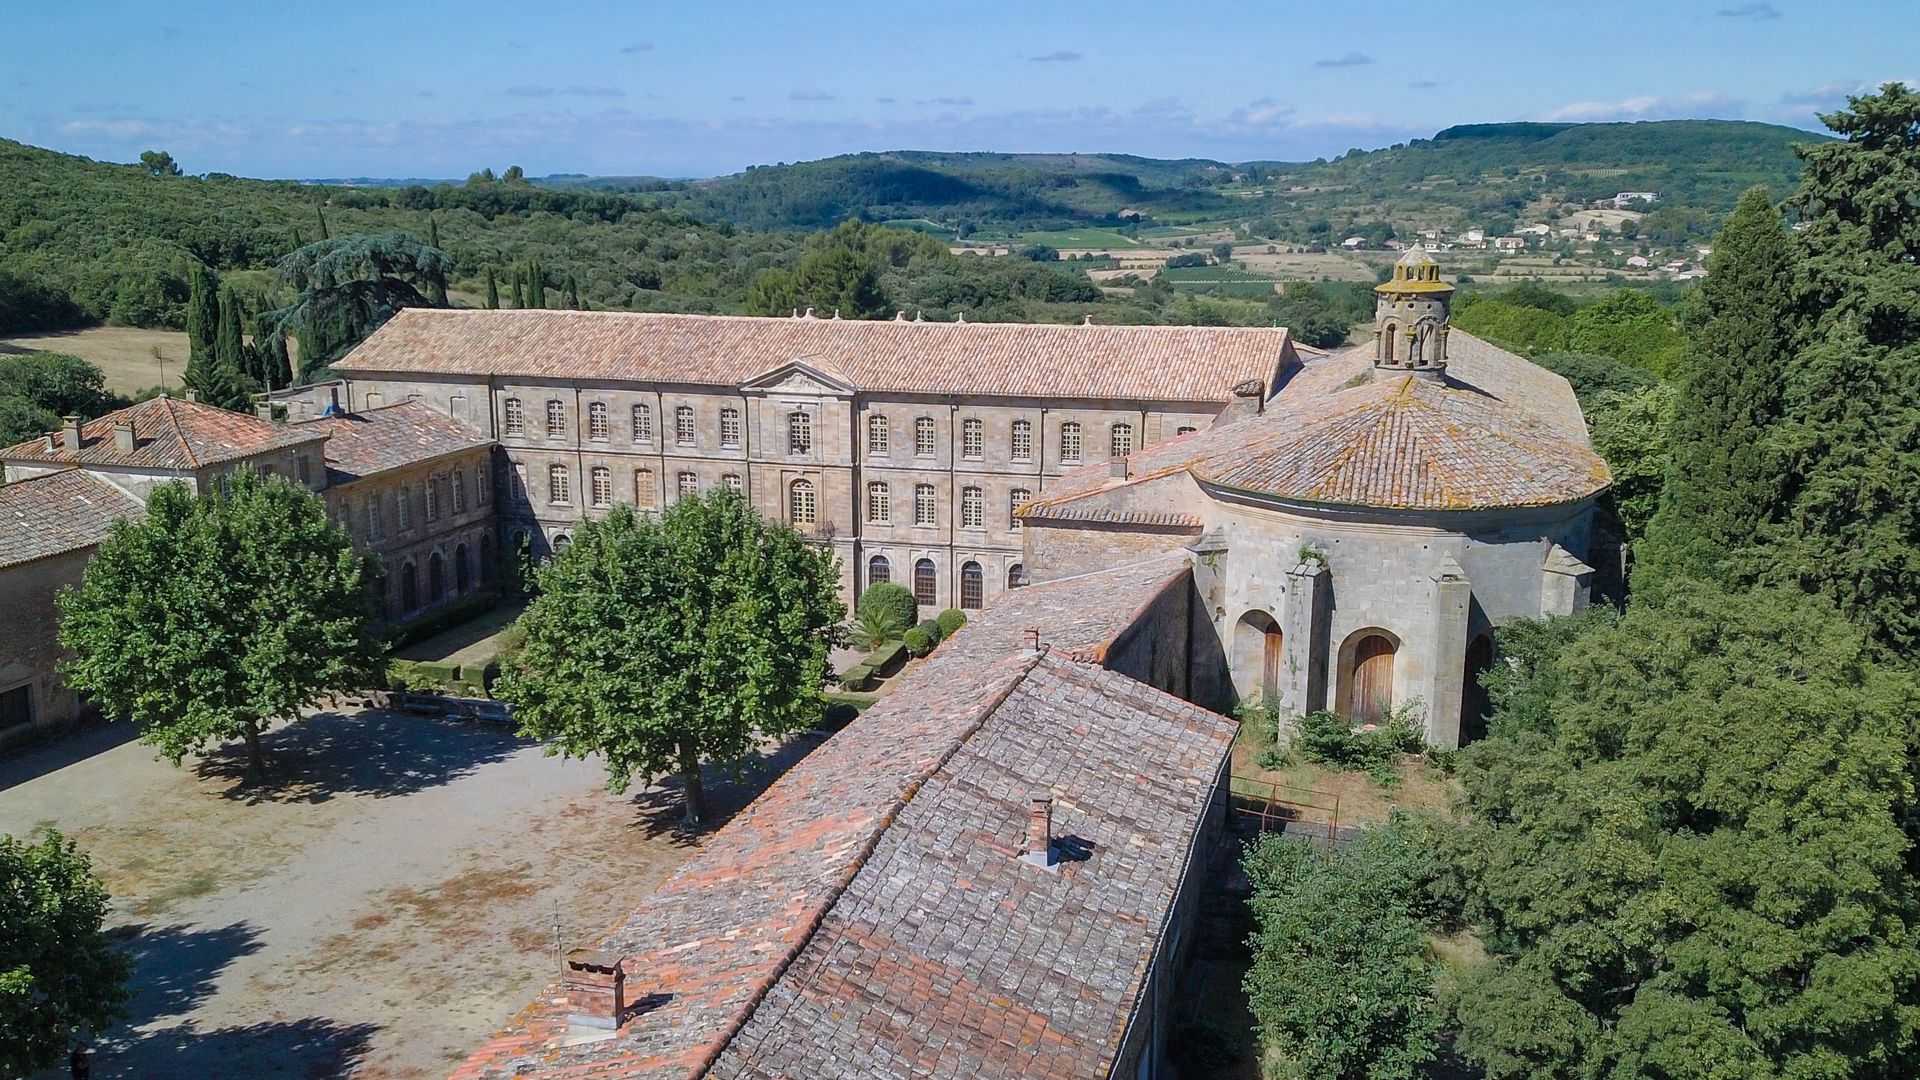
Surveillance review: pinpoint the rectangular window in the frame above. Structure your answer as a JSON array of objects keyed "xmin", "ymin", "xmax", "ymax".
[
  {"xmin": 588, "ymin": 402, "xmax": 609, "ymax": 442},
  {"xmin": 512, "ymin": 463, "xmax": 528, "ymax": 501},
  {"xmin": 591, "ymin": 467, "xmax": 612, "ymax": 508},
  {"xmin": 723, "ymin": 473, "xmax": 742, "ymax": 493},
  {"xmin": 677, "ymin": 471, "xmax": 698, "ymax": 500},
  {"xmin": 504, "ymin": 398, "xmax": 525, "ymax": 436},
  {"xmin": 452, "ymin": 469, "xmax": 468, "ymax": 513},
  {"xmin": 915, "ymin": 416, "xmax": 935, "ymax": 457},
  {"xmin": 790, "ymin": 480, "xmax": 816, "ymax": 525},
  {"xmin": 476, "ymin": 466, "xmax": 490, "ymax": 506},
  {"xmin": 868, "ymin": 482, "xmax": 890, "ymax": 524},
  {"xmin": 1061, "ymin": 422, "xmax": 1082, "ymax": 465},
  {"xmin": 961, "ymin": 486, "xmax": 983, "ymax": 529},
  {"xmin": 396, "ymin": 486, "xmax": 412, "ymax": 529},
  {"xmin": 720, "ymin": 407, "xmax": 741, "ymax": 448},
  {"xmin": 676, "ymin": 406, "xmax": 695, "ymax": 446},
  {"xmin": 868, "ymin": 414, "xmax": 889, "ymax": 455},
  {"xmin": 635, "ymin": 469, "xmax": 655, "ymax": 509},
  {"xmin": 961, "ymin": 418, "xmax": 983, "ymax": 460},
  {"xmin": 548, "ymin": 464, "xmax": 570, "ymax": 504},
  {"xmin": 297, "ymin": 455, "xmax": 311, "ymax": 485},
  {"xmin": 633, "ymin": 404, "xmax": 653, "ymax": 443},
  {"xmin": 366, "ymin": 495, "xmax": 382, "ymax": 540},
  {"xmin": 1110, "ymin": 423, "xmax": 1134, "ymax": 460},
  {"xmin": 914, "ymin": 483, "xmax": 936, "ymax": 526},
  {"xmin": 1011, "ymin": 420, "xmax": 1032, "ymax": 462},
  {"xmin": 788, "ymin": 411, "xmax": 812, "ymax": 454},
  {"xmin": 546, "ymin": 400, "xmax": 566, "ymax": 439},
  {"xmin": 1010, "ymin": 487, "xmax": 1030, "ymax": 530},
  {"xmin": 425, "ymin": 477, "xmax": 441, "ymax": 521}
]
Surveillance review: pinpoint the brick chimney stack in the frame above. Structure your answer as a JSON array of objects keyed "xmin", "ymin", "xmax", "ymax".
[
  {"xmin": 61, "ymin": 415, "xmax": 82, "ymax": 454},
  {"xmin": 113, "ymin": 420, "xmax": 135, "ymax": 453},
  {"xmin": 561, "ymin": 948, "xmax": 626, "ymax": 1030},
  {"xmin": 1022, "ymin": 793, "xmax": 1055, "ymax": 869}
]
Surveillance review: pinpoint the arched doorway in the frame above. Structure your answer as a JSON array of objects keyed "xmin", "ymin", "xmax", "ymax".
[
  {"xmin": 400, "ymin": 561, "xmax": 419, "ymax": 613},
  {"xmin": 867, "ymin": 554, "xmax": 891, "ymax": 587},
  {"xmin": 428, "ymin": 552, "xmax": 446, "ymax": 604},
  {"xmin": 1347, "ymin": 633, "xmax": 1396, "ymax": 723},
  {"xmin": 454, "ymin": 543, "xmax": 471, "ymax": 594},
  {"xmin": 1461, "ymin": 633, "xmax": 1495, "ymax": 744},
  {"xmin": 913, "ymin": 558, "xmax": 937, "ymax": 607},
  {"xmin": 1231, "ymin": 610, "xmax": 1283, "ymax": 704}
]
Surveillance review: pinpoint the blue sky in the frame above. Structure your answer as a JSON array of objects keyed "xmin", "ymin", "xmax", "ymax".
[{"xmin": 3, "ymin": 0, "xmax": 1913, "ymax": 179}]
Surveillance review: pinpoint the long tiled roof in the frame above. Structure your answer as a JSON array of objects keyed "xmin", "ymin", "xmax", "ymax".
[
  {"xmin": 1024, "ymin": 330, "xmax": 1609, "ymax": 514},
  {"xmin": 292, "ymin": 400, "xmax": 491, "ymax": 485},
  {"xmin": 0, "ymin": 396, "xmax": 325, "ymax": 472},
  {"xmin": 452, "ymin": 553, "xmax": 1233, "ymax": 1080},
  {"xmin": 0, "ymin": 468, "xmax": 144, "ymax": 569},
  {"xmin": 335, "ymin": 308, "xmax": 1294, "ymax": 404}
]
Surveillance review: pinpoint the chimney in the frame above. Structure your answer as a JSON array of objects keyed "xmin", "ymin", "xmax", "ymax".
[
  {"xmin": 184, "ymin": 389, "xmax": 198, "ymax": 403},
  {"xmin": 255, "ymin": 400, "xmax": 273, "ymax": 420},
  {"xmin": 1108, "ymin": 457, "xmax": 1129, "ymax": 479},
  {"xmin": 561, "ymin": 948, "xmax": 626, "ymax": 1030},
  {"xmin": 113, "ymin": 420, "xmax": 135, "ymax": 453},
  {"xmin": 1023, "ymin": 793, "xmax": 1055, "ymax": 869},
  {"xmin": 61, "ymin": 415, "xmax": 82, "ymax": 454},
  {"xmin": 1023, "ymin": 627, "xmax": 1041, "ymax": 655}
]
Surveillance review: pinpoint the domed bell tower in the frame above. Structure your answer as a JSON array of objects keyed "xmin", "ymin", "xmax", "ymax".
[{"xmin": 1373, "ymin": 248, "xmax": 1454, "ymax": 377}]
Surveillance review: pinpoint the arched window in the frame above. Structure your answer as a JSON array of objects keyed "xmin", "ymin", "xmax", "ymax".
[
  {"xmin": 868, "ymin": 414, "xmax": 890, "ymax": 455},
  {"xmin": 454, "ymin": 543, "xmax": 471, "ymax": 594},
  {"xmin": 789, "ymin": 479, "xmax": 816, "ymax": 524},
  {"xmin": 960, "ymin": 486, "xmax": 983, "ymax": 528},
  {"xmin": 503, "ymin": 397, "xmax": 525, "ymax": 436},
  {"xmin": 590, "ymin": 466, "xmax": 613, "ymax": 508},
  {"xmin": 677, "ymin": 471, "xmax": 698, "ymax": 500},
  {"xmin": 632, "ymin": 403, "xmax": 653, "ymax": 442},
  {"xmin": 1009, "ymin": 488, "xmax": 1030, "ymax": 530},
  {"xmin": 675, "ymin": 405, "xmax": 695, "ymax": 446},
  {"xmin": 914, "ymin": 416, "xmax": 936, "ymax": 456},
  {"xmin": 1232, "ymin": 610, "xmax": 1283, "ymax": 703},
  {"xmin": 400, "ymin": 561, "xmax": 419, "ymax": 612},
  {"xmin": 1060, "ymin": 421, "xmax": 1082, "ymax": 464},
  {"xmin": 587, "ymin": 401, "xmax": 609, "ymax": 441},
  {"xmin": 552, "ymin": 533, "xmax": 572, "ymax": 554},
  {"xmin": 719, "ymin": 407, "xmax": 741, "ymax": 448},
  {"xmin": 634, "ymin": 469, "xmax": 655, "ymax": 509},
  {"xmin": 1007, "ymin": 563, "xmax": 1028, "ymax": 589},
  {"xmin": 913, "ymin": 558, "xmax": 937, "ymax": 606},
  {"xmin": 868, "ymin": 554, "xmax": 891, "ymax": 586},
  {"xmin": 547, "ymin": 463, "xmax": 570, "ymax": 504},
  {"xmin": 867, "ymin": 481, "xmax": 890, "ymax": 524},
  {"xmin": 1381, "ymin": 322, "xmax": 1398, "ymax": 366},
  {"xmin": 961, "ymin": 417, "xmax": 983, "ymax": 459},
  {"xmin": 428, "ymin": 551, "xmax": 446, "ymax": 604},
  {"xmin": 1010, "ymin": 419, "xmax": 1032, "ymax": 461},
  {"xmin": 959, "ymin": 561, "xmax": 983, "ymax": 610},
  {"xmin": 914, "ymin": 483, "xmax": 936, "ymax": 526},
  {"xmin": 545, "ymin": 399, "xmax": 566, "ymax": 438},
  {"xmin": 1109, "ymin": 422, "xmax": 1134, "ymax": 460},
  {"xmin": 788, "ymin": 411, "xmax": 812, "ymax": 454},
  {"xmin": 722, "ymin": 473, "xmax": 742, "ymax": 493}
]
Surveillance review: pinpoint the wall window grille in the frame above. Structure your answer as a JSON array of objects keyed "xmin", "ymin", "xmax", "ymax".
[
  {"xmin": 503, "ymin": 398, "xmax": 525, "ymax": 436},
  {"xmin": 545, "ymin": 399, "xmax": 566, "ymax": 438},
  {"xmin": 548, "ymin": 464, "xmax": 570, "ymax": 504},
  {"xmin": 511, "ymin": 463, "xmax": 528, "ymax": 501},
  {"xmin": 960, "ymin": 561, "xmax": 984, "ymax": 610},
  {"xmin": 914, "ymin": 483, "xmax": 936, "ymax": 526},
  {"xmin": 366, "ymin": 495, "xmax": 382, "ymax": 540},
  {"xmin": 788, "ymin": 411, "xmax": 812, "ymax": 454},
  {"xmin": 590, "ymin": 466, "xmax": 613, "ymax": 508},
  {"xmin": 1109, "ymin": 422, "xmax": 1134, "ymax": 459},
  {"xmin": 677, "ymin": 471, "xmax": 698, "ymax": 500},
  {"xmin": 961, "ymin": 418, "xmax": 983, "ymax": 459},
  {"xmin": 676, "ymin": 406, "xmax": 695, "ymax": 446},
  {"xmin": 1060, "ymin": 421, "xmax": 1082, "ymax": 464},
  {"xmin": 720, "ymin": 407, "xmax": 741, "ymax": 448},
  {"xmin": 867, "ymin": 555, "xmax": 891, "ymax": 586},
  {"xmin": 1010, "ymin": 420, "xmax": 1032, "ymax": 461},
  {"xmin": 914, "ymin": 558, "xmax": 937, "ymax": 606},
  {"xmin": 722, "ymin": 473, "xmax": 742, "ymax": 493},
  {"xmin": 915, "ymin": 416, "xmax": 936, "ymax": 456},
  {"xmin": 632, "ymin": 403, "xmax": 653, "ymax": 442},
  {"xmin": 635, "ymin": 469, "xmax": 655, "ymax": 508},
  {"xmin": 426, "ymin": 476, "xmax": 441, "ymax": 521},
  {"xmin": 868, "ymin": 414, "xmax": 890, "ymax": 455},
  {"xmin": 397, "ymin": 485, "xmax": 412, "ymax": 528},
  {"xmin": 960, "ymin": 486, "xmax": 983, "ymax": 529},
  {"xmin": 789, "ymin": 479, "xmax": 816, "ymax": 524},
  {"xmin": 452, "ymin": 469, "xmax": 468, "ymax": 513},
  {"xmin": 867, "ymin": 481, "xmax": 890, "ymax": 524},
  {"xmin": 476, "ymin": 467, "xmax": 489, "ymax": 506},
  {"xmin": 587, "ymin": 402, "xmax": 609, "ymax": 441},
  {"xmin": 1010, "ymin": 488, "xmax": 1030, "ymax": 529}
]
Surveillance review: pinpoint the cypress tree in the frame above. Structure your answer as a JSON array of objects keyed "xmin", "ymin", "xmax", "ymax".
[
  {"xmin": 290, "ymin": 224, "xmax": 304, "ymax": 250},
  {"xmin": 562, "ymin": 272, "xmax": 581, "ymax": 310},
  {"xmin": 254, "ymin": 312, "xmax": 291, "ymax": 390},
  {"xmin": 527, "ymin": 261, "xmax": 546, "ymax": 309},
  {"xmin": 426, "ymin": 216, "xmax": 449, "ymax": 307},
  {"xmin": 315, "ymin": 204, "xmax": 330, "ymax": 241},
  {"xmin": 183, "ymin": 262, "xmax": 221, "ymax": 396},
  {"xmin": 511, "ymin": 270, "xmax": 525, "ymax": 310},
  {"xmin": 1762, "ymin": 83, "xmax": 1920, "ymax": 654},
  {"xmin": 1634, "ymin": 187, "xmax": 1795, "ymax": 596},
  {"xmin": 214, "ymin": 285, "xmax": 247, "ymax": 393},
  {"xmin": 484, "ymin": 267, "xmax": 500, "ymax": 309}
]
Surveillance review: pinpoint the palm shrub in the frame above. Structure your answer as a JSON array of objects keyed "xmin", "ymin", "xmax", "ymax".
[
  {"xmin": 857, "ymin": 582, "xmax": 917, "ymax": 630},
  {"xmin": 850, "ymin": 604, "xmax": 908, "ymax": 650}
]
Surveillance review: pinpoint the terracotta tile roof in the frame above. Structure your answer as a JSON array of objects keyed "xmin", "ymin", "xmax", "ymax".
[
  {"xmin": 292, "ymin": 400, "xmax": 491, "ymax": 484},
  {"xmin": 0, "ymin": 396, "xmax": 325, "ymax": 473},
  {"xmin": 452, "ymin": 553, "xmax": 1232, "ymax": 1080},
  {"xmin": 1025, "ymin": 331, "xmax": 1610, "ymax": 514},
  {"xmin": 336, "ymin": 309, "xmax": 1295, "ymax": 404},
  {"xmin": 0, "ymin": 468, "xmax": 144, "ymax": 569}
]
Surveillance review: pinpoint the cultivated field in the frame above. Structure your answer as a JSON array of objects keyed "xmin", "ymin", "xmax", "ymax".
[
  {"xmin": 1233, "ymin": 249, "xmax": 1379, "ymax": 282},
  {"xmin": 0, "ymin": 327, "xmax": 188, "ymax": 395},
  {"xmin": 1, "ymin": 709, "xmax": 829, "ymax": 1078}
]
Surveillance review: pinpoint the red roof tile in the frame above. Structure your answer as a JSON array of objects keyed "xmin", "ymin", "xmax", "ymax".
[
  {"xmin": 336, "ymin": 309, "xmax": 1295, "ymax": 405},
  {"xmin": 0, "ymin": 468, "xmax": 144, "ymax": 569},
  {"xmin": 0, "ymin": 396, "xmax": 324, "ymax": 472},
  {"xmin": 292, "ymin": 400, "xmax": 491, "ymax": 484}
]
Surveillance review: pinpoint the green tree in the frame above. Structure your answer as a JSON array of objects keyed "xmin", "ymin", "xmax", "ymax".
[
  {"xmin": 1587, "ymin": 382, "xmax": 1674, "ymax": 546},
  {"xmin": 743, "ymin": 268, "xmax": 800, "ymax": 316},
  {"xmin": 0, "ymin": 351, "xmax": 121, "ymax": 423},
  {"xmin": 511, "ymin": 271, "xmax": 525, "ymax": 310},
  {"xmin": 424, "ymin": 215, "xmax": 449, "ymax": 307},
  {"xmin": 208, "ymin": 284, "xmax": 254, "ymax": 408},
  {"xmin": 1450, "ymin": 296, "xmax": 1570, "ymax": 354},
  {"xmin": 525, "ymin": 261, "xmax": 546, "ymax": 309},
  {"xmin": 498, "ymin": 495, "xmax": 844, "ymax": 823},
  {"xmin": 561, "ymin": 272, "xmax": 581, "ymax": 310},
  {"xmin": 483, "ymin": 267, "xmax": 500, "ymax": 309},
  {"xmin": 57, "ymin": 472, "xmax": 382, "ymax": 779},
  {"xmin": 314, "ymin": 203, "xmax": 330, "ymax": 241},
  {"xmin": 0, "ymin": 829, "xmax": 130, "ymax": 1076},
  {"xmin": 1770, "ymin": 82, "xmax": 1920, "ymax": 653},
  {"xmin": 789, "ymin": 246, "xmax": 890, "ymax": 319},
  {"xmin": 1636, "ymin": 187, "xmax": 1794, "ymax": 595},
  {"xmin": 252, "ymin": 311, "xmax": 291, "ymax": 391},
  {"xmin": 183, "ymin": 261, "xmax": 220, "ymax": 367},
  {"xmin": 137, "ymin": 149, "xmax": 181, "ymax": 176},
  {"xmin": 266, "ymin": 233, "xmax": 451, "ymax": 376},
  {"xmin": 1452, "ymin": 584, "xmax": 1920, "ymax": 1079},
  {"xmin": 1566, "ymin": 289, "xmax": 1686, "ymax": 377}
]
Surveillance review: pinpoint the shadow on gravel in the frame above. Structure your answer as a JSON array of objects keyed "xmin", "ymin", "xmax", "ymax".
[
  {"xmin": 93, "ymin": 1017, "xmax": 377, "ymax": 1079},
  {"xmin": 108, "ymin": 921, "xmax": 265, "ymax": 1030},
  {"xmin": 625, "ymin": 729, "xmax": 835, "ymax": 846},
  {"xmin": 194, "ymin": 710, "xmax": 531, "ymax": 805}
]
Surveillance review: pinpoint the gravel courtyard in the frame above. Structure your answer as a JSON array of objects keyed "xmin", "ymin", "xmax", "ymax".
[{"xmin": 0, "ymin": 708, "xmax": 827, "ymax": 1078}]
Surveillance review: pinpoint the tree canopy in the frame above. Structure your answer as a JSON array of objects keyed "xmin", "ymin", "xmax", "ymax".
[
  {"xmin": 0, "ymin": 351, "xmax": 125, "ymax": 445},
  {"xmin": 0, "ymin": 829, "xmax": 130, "ymax": 1075},
  {"xmin": 265, "ymin": 232, "xmax": 449, "ymax": 376},
  {"xmin": 57, "ymin": 471, "xmax": 383, "ymax": 778},
  {"xmin": 497, "ymin": 494, "xmax": 844, "ymax": 822}
]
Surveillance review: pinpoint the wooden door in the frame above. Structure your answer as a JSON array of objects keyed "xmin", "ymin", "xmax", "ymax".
[
  {"xmin": 1262, "ymin": 626, "xmax": 1283, "ymax": 699},
  {"xmin": 1350, "ymin": 635, "xmax": 1395, "ymax": 724}
]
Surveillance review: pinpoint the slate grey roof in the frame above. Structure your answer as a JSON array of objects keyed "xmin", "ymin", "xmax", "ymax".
[
  {"xmin": 292, "ymin": 400, "xmax": 491, "ymax": 484},
  {"xmin": 0, "ymin": 468, "xmax": 143, "ymax": 569}
]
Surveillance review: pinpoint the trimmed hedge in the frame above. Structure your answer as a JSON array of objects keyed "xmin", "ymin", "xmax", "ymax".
[
  {"xmin": 868, "ymin": 640, "xmax": 908, "ymax": 675},
  {"xmin": 936, "ymin": 608, "xmax": 967, "ymax": 637},
  {"xmin": 902, "ymin": 626, "xmax": 934, "ymax": 657},
  {"xmin": 858, "ymin": 582, "xmax": 918, "ymax": 631},
  {"xmin": 384, "ymin": 588, "xmax": 501, "ymax": 650}
]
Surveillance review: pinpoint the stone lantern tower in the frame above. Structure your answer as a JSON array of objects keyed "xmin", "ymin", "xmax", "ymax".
[{"xmin": 1373, "ymin": 248, "xmax": 1454, "ymax": 376}]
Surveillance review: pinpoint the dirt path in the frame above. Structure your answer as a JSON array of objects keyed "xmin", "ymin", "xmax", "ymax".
[{"xmin": 0, "ymin": 709, "xmax": 825, "ymax": 1078}]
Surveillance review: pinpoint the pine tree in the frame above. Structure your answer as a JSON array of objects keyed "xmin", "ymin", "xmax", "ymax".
[
  {"xmin": 484, "ymin": 267, "xmax": 500, "ymax": 309},
  {"xmin": 1769, "ymin": 83, "xmax": 1920, "ymax": 654},
  {"xmin": 1635, "ymin": 187, "xmax": 1795, "ymax": 596}
]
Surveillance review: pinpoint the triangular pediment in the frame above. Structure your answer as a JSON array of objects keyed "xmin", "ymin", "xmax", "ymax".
[{"xmin": 739, "ymin": 356, "xmax": 858, "ymax": 396}]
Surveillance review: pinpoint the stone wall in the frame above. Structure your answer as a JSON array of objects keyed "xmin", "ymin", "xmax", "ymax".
[{"xmin": 0, "ymin": 548, "xmax": 93, "ymax": 752}]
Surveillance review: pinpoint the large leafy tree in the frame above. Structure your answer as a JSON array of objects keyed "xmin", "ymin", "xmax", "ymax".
[
  {"xmin": 1566, "ymin": 289, "xmax": 1687, "ymax": 378},
  {"xmin": 745, "ymin": 246, "xmax": 891, "ymax": 320},
  {"xmin": 498, "ymin": 495, "xmax": 844, "ymax": 823},
  {"xmin": 57, "ymin": 471, "xmax": 383, "ymax": 779},
  {"xmin": 0, "ymin": 352, "xmax": 124, "ymax": 444},
  {"xmin": 266, "ymin": 233, "xmax": 451, "ymax": 377},
  {"xmin": 1770, "ymin": 82, "xmax": 1920, "ymax": 653},
  {"xmin": 1635, "ymin": 187, "xmax": 1795, "ymax": 596},
  {"xmin": 1586, "ymin": 381, "xmax": 1674, "ymax": 547},
  {"xmin": 0, "ymin": 829, "xmax": 131, "ymax": 1076},
  {"xmin": 1452, "ymin": 585, "xmax": 1920, "ymax": 1079}
]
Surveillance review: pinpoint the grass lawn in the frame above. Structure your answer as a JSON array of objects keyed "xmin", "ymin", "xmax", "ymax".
[
  {"xmin": 1, "ymin": 326, "xmax": 190, "ymax": 395},
  {"xmin": 1227, "ymin": 711, "xmax": 1457, "ymax": 828}
]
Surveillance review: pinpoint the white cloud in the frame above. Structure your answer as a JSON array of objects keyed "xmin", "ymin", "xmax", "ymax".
[
  {"xmin": 789, "ymin": 88, "xmax": 835, "ymax": 102},
  {"xmin": 1027, "ymin": 50, "xmax": 1081, "ymax": 63},
  {"xmin": 1311, "ymin": 51, "xmax": 1373, "ymax": 69},
  {"xmin": 1535, "ymin": 91, "xmax": 1743, "ymax": 122},
  {"xmin": 1715, "ymin": 2, "xmax": 1780, "ymax": 18}
]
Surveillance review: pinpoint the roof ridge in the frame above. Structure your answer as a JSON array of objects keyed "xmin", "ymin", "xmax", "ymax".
[{"xmin": 401, "ymin": 306, "xmax": 1294, "ymax": 334}]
